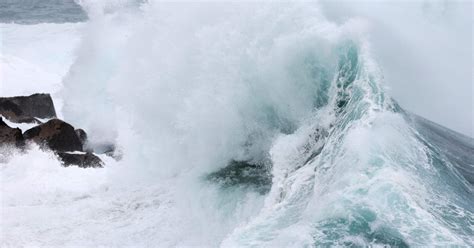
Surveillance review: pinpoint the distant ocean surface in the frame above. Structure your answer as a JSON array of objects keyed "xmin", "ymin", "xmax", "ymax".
[{"xmin": 0, "ymin": 0, "xmax": 87, "ymax": 24}]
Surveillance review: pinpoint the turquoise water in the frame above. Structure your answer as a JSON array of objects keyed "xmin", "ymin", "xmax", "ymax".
[{"xmin": 2, "ymin": 1, "xmax": 473, "ymax": 246}]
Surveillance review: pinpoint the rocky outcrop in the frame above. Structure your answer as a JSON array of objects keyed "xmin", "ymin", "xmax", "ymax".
[
  {"xmin": 0, "ymin": 117, "xmax": 25, "ymax": 147},
  {"xmin": 57, "ymin": 152, "xmax": 104, "ymax": 168},
  {"xmin": 20, "ymin": 118, "xmax": 107, "ymax": 168},
  {"xmin": 207, "ymin": 160, "xmax": 272, "ymax": 194},
  {"xmin": 23, "ymin": 119, "xmax": 83, "ymax": 152},
  {"xmin": 75, "ymin": 129, "xmax": 87, "ymax": 148},
  {"xmin": 0, "ymin": 93, "xmax": 56, "ymax": 123},
  {"xmin": 0, "ymin": 93, "xmax": 109, "ymax": 168}
]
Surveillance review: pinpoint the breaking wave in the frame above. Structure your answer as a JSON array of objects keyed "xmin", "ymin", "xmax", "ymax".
[{"xmin": 3, "ymin": 1, "xmax": 473, "ymax": 246}]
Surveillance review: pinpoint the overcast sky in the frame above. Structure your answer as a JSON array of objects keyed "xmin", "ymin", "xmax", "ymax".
[{"xmin": 321, "ymin": 0, "xmax": 473, "ymax": 137}]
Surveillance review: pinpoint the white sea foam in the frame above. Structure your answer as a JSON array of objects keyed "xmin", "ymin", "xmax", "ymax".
[
  {"xmin": 0, "ymin": 23, "xmax": 83, "ymax": 119},
  {"xmin": 1, "ymin": 1, "xmax": 472, "ymax": 247}
]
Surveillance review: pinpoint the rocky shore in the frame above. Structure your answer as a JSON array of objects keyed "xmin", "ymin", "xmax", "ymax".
[{"xmin": 0, "ymin": 93, "xmax": 109, "ymax": 168}]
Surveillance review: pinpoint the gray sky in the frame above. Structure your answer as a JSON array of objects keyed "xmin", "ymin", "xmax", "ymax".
[{"xmin": 321, "ymin": 0, "xmax": 473, "ymax": 137}]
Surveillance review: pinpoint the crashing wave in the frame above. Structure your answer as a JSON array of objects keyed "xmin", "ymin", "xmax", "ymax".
[{"xmin": 2, "ymin": 1, "xmax": 473, "ymax": 247}]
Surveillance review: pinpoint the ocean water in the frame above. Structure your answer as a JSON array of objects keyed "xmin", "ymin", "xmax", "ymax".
[
  {"xmin": 1, "ymin": 1, "xmax": 473, "ymax": 247},
  {"xmin": 0, "ymin": 0, "xmax": 86, "ymax": 24}
]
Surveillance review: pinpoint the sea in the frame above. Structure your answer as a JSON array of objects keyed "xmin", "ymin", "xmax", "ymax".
[{"xmin": 1, "ymin": 0, "xmax": 473, "ymax": 247}]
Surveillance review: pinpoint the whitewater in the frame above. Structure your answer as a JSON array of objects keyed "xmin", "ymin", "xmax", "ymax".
[{"xmin": 1, "ymin": 1, "xmax": 473, "ymax": 247}]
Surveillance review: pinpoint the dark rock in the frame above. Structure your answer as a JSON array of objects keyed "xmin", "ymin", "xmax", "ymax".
[
  {"xmin": 105, "ymin": 148, "xmax": 122, "ymax": 161},
  {"xmin": 75, "ymin": 129, "xmax": 87, "ymax": 149},
  {"xmin": 23, "ymin": 119, "xmax": 83, "ymax": 152},
  {"xmin": 17, "ymin": 117, "xmax": 42, "ymax": 124},
  {"xmin": 0, "ymin": 117, "xmax": 25, "ymax": 147},
  {"xmin": 0, "ymin": 93, "xmax": 56, "ymax": 122},
  {"xmin": 57, "ymin": 152, "xmax": 104, "ymax": 168},
  {"xmin": 207, "ymin": 160, "xmax": 272, "ymax": 194}
]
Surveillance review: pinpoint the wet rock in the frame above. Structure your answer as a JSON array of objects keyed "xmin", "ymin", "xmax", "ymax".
[
  {"xmin": 23, "ymin": 119, "xmax": 83, "ymax": 152},
  {"xmin": 1, "ymin": 94, "xmax": 107, "ymax": 168},
  {"xmin": 105, "ymin": 148, "xmax": 122, "ymax": 161},
  {"xmin": 57, "ymin": 152, "xmax": 104, "ymax": 168},
  {"xmin": 207, "ymin": 160, "xmax": 272, "ymax": 194},
  {"xmin": 0, "ymin": 117, "xmax": 25, "ymax": 147},
  {"xmin": 0, "ymin": 93, "xmax": 56, "ymax": 123},
  {"xmin": 75, "ymin": 129, "xmax": 87, "ymax": 149},
  {"xmin": 10, "ymin": 116, "xmax": 42, "ymax": 124}
]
